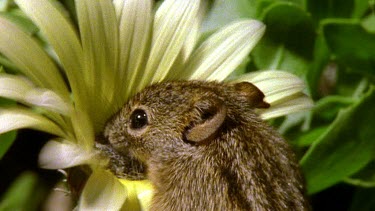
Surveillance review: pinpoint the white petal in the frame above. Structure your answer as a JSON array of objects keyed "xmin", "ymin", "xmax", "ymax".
[
  {"xmin": 258, "ymin": 94, "xmax": 313, "ymax": 120},
  {"xmin": 0, "ymin": 108, "xmax": 66, "ymax": 137},
  {"xmin": 232, "ymin": 70, "xmax": 313, "ymax": 119},
  {"xmin": 137, "ymin": 0, "xmax": 200, "ymax": 88},
  {"xmin": 179, "ymin": 20, "xmax": 265, "ymax": 81},
  {"xmin": 75, "ymin": 0, "xmax": 119, "ymax": 131},
  {"xmin": 0, "ymin": 16, "xmax": 69, "ymax": 98},
  {"xmin": 15, "ymin": 0, "xmax": 83, "ymax": 96},
  {"xmin": 120, "ymin": 180, "xmax": 153, "ymax": 210},
  {"xmin": 76, "ymin": 0, "xmax": 118, "ymax": 93},
  {"xmin": 165, "ymin": 1, "xmax": 208, "ymax": 80},
  {"xmin": 70, "ymin": 109, "xmax": 95, "ymax": 150},
  {"xmin": 0, "ymin": 74, "xmax": 71, "ymax": 115},
  {"xmin": 79, "ymin": 170, "xmax": 127, "ymax": 211},
  {"xmin": 25, "ymin": 89, "xmax": 71, "ymax": 115},
  {"xmin": 39, "ymin": 139, "xmax": 95, "ymax": 169},
  {"xmin": 0, "ymin": 73, "xmax": 33, "ymax": 101},
  {"xmin": 114, "ymin": 0, "xmax": 153, "ymax": 99},
  {"xmin": 179, "ymin": 1, "xmax": 208, "ymax": 62},
  {"xmin": 233, "ymin": 70, "xmax": 306, "ymax": 104}
]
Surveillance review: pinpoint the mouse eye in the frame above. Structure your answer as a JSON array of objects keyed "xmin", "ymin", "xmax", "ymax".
[{"xmin": 130, "ymin": 109, "xmax": 148, "ymax": 129}]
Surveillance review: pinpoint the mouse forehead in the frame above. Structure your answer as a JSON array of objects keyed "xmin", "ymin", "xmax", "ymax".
[{"xmin": 134, "ymin": 83, "xmax": 200, "ymax": 107}]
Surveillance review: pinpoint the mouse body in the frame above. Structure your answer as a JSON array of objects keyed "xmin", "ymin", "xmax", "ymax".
[{"xmin": 102, "ymin": 80, "xmax": 309, "ymax": 210}]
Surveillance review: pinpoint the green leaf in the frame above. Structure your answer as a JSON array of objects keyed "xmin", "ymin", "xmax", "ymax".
[
  {"xmin": 0, "ymin": 130, "xmax": 16, "ymax": 159},
  {"xmin": 323, "ymin": 20, "xmax": 375, "ymax": 77},
  {"xmin": 0, "ymin": 172, "xmax": 43, "ymax": 211},
  {"xmin": 307, "ymin": 0, "xmax": 354, "ymax": 24},
  {"xmin": 313, "ymin": 95, "xmax": 354, "ymax": 121},
  {"xmin": 345, "ymin": 161, "xmax": 375, "ymax": 188},
  {"xmin": 362, "ymin": 14, "xmax": 375, "ymax": 33},
  {"xmin": 292, "ymin": 125, "xmax": 329, "ymax": 147},
  {"xmin": 306, "ymin": 33, "xmax": 331, "ymax": 98},
  {"xmin": 301, "ymin": 86, "xmax": 375, "ymax": 194},
  {"xmin": 349, "ymin": 187, "xmax": 375, "ymax": 211},
  {"xmin": 201, "ymin": 0, "xmax": 257, "ymax": 33},
  {"xmin": 252, "ymin": 3, "xmax": 315, "ymax": 77},
  {"xmin": 352, "ymin": 0, "xmax": 371, "ymax": 18},
  {"xmin": 336, "ymin": 70, "xmax": 368, "ymax": 97}
]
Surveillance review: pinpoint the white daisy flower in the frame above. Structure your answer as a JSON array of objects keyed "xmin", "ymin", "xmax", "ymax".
[{"xmin": 0, "ymin": 0, "xmax": 312, "ymax": 209}]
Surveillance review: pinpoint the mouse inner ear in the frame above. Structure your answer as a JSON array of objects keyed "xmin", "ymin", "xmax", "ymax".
[
  {"xmin": 184, "ymin": 98, "xmax": 227, "ymax": 143},
  {"xmin": 233, "ymin": 82, "xmax": 270, "ymax": 109}
]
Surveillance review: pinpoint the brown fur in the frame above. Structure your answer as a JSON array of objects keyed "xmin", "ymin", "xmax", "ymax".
[{"xmin": 102, "ymin": 81, "xmax": 309, "ymax": 210}]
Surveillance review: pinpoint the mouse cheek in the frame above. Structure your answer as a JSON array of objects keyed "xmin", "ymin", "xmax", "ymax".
[
  {"xmin": 109, "ymin": 140, "xmax": 128, "ymax": 155},
  {"xmin": 106, "ymin": 135, "xmax": 122, "ymax": 149},
  {"xmin": 106, "ymin": 130, "xmax": 133, "ymax": 153},
  {"xmin": 131, "ymin": 138, "xmax": 151, "ymax": 161}
]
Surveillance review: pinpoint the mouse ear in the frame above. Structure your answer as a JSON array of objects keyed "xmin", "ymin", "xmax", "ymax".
[
  {"xmin": 184, "ymin": 98, "xmax": 227, "ymax": 143},
  {"xmin": 233, "ymin": 82, "xmax": 270, "ymax": 108}
]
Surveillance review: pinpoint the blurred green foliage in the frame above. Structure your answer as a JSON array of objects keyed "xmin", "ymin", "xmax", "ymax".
[
  {"xmin": 0, "ymin": 0, "xmax": 374, "ymax": 209},
  {"xmin": 0, "ymin": 172, "xmax": 45, "ymax": 211}
]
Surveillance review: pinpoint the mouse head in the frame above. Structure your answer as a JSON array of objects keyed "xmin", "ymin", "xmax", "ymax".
[{"xmin": 103, "ymin": 81, "xmax": 269, "ymax": 163}]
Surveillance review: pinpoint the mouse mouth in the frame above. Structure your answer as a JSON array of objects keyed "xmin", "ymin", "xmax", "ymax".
[{"xmin": 95, "ymin": 142, "xmax": 147, "ymax": 180}]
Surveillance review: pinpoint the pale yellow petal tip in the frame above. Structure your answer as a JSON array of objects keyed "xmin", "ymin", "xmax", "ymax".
[
  {"xmin": 0, "ymin": 74, "xmax": 71, "ymax": 115},
  {"xmin": 39, "ymin": 140, "xmax": 96, "ymax": 169},
  {"xmin": 186, "ymin": 19, "xmax": 266, "ymax": 82},
  {"xmin": 244, "ymin": 19, "xmax": 266, "ymax": 34},
  {"xmin": 258, "ymin": 94, "xmax": 314, "ymax": 120},
  {"xmin": 0, "ymin": 107, "xmax": 66, "ymax": 136},
  {"xmin": 232, "ymin": 70, "xmax": 314, "ymax": 119},
  {"xmin": 119, "ymin": 179, "xmax": 153, "ymax": 210},
  {"xmin": 79, "ymin": 170, "xmax": 127, "ymax": 211}
]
